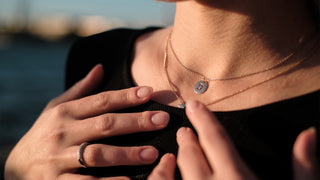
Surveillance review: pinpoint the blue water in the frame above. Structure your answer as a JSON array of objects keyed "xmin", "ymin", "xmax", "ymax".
[{"xmin": 0, "ymin": 37, "xmax": 72, "ymax": 177}]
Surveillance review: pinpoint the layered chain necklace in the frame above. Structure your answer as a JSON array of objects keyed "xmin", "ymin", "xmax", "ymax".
[
  {"xmin": 168, "ymin": 32, "xmax": 296, "ymax": 95},
  {"xmin": 163, "ymin": 32, "xmax": 313, "ymax": 109}
]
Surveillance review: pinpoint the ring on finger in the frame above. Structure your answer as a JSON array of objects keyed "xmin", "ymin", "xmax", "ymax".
[{"xmin": 78, "ymin": 142, "xmax": 90, "ymax": 168}]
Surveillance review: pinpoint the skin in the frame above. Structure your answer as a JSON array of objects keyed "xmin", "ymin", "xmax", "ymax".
[
  {"xmin": 132, "ymin": 0, "xmax": 320, "ymax": 111},
  {"xmin": 144, "ymin": 0, "xmax": 320, "ymax": 179},
  {"xmin": 5, "ymin": 65, "xmax": 170, "ymax": 180},
  {"xmin": 148, "ymin": 100, "xmax": 320, "ymax": 180},
  {"xmin": 5, "ymin": 0, "xmax": 320, "ymax": 179}
]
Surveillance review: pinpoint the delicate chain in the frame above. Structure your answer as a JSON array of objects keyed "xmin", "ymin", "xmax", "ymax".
[
  {"xmin": 164, "ymin": 42, "xmax": 186, "ymax": 107},
  {"xmin": 163, "ymin": 33, "xmax": 314, "ymax": 108},
  {"xmin": 204, "ymin": 58, "xmax": 305, "ymax": 106},
  {"xmin": 169, "ymin": 32, "xmax": 296, "ymax": 81}
]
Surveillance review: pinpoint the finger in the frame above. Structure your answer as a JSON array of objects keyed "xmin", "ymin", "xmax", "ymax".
[
  {"xmin": 185, "ymin": 100, "xmax": 251, "ymax": 175},
  {"xmin": 72, "ymin": 111, "xmax": 170, "ymax": 143},
  {"xmin": 148, "ymin": 153, "xmax": 176, "ymax": 180},
  {"xmin": 61, "ymin": 144, "xmax": 159, "ymax": 169},
  {"xmin": 59, "ymin": 173, "xmax": 130, "ymax": 180},
  {"xmin": 46, "ymin": 64, "xmax": 104, "ymax": 110},
  {"xmin": 176, "ymin": 127, "xmax": 212, "ymax": 180},
  {"xmin": 65, "ymin": 86, "xmax": 153, "ymax": 119},
  {"xmin": 293, "ymin": 127, "xmax": 320, "ymax": 180}
]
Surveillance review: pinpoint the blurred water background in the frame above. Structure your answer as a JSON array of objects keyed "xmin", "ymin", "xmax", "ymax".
[{"xmin": 0, "ymin": 1, "xmax": 175, "ymax": 178}]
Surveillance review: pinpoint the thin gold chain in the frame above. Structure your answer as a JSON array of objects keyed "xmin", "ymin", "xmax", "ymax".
[
  {"xmin": 163, "ymin": 33, "xmax": 314, "ymax": 108},
  {"xmin": 164, "ymin": 45, "xmax": 186, "ymax": 107},
  {"xmin": 204, "ymin": 58, "xmax": 305, "ymax": 106},
  {"xmin": 169, "ymin": 32, "xmax": 297, "ymax": 81}
]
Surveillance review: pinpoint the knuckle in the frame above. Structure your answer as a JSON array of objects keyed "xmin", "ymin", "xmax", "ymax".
[
  {"xmin": 87, "ymin": 146, "xmax": 129, "ymax": 166},
  {"xmin": 54, "ymin": 103, "xmax": 70, "ymax": 116},
  {"xmin": 126, "ymin": 89, "xmax": 131, "ymax": 102},
  {"xmin": 46, "ymin": 94, "xmax": 66, "ymax": 109},
  {"xmin": 95, "ymin": 114, "xmax": 115, "ymax": 133},
  {"xmin": 176, "ymin": 154, "xmax": 185, "ymax": 168},
  {"xmin": 47, "ymin": 127, "xmax": 66, "ymax": 143},
  {"xmin": 46, "ymin": 154, "xmax": 59, "ymax": 165},
  {"xmin": 94, "ymin": 92, "xmax": 111, "ymax": 109},
  {"xmin": 126, "ymin": 87, "xmax": 139, "ymax": 105},
  {"xmin": 137, "ymin": 112, "xmax": 147, "ymax": 129},
  {"xmin": 137, "ymin": 111, "xmax": 153, "ymax": 129},
  {"xmin": 110, "ymin": 147, "xmax": 147, "ymax": 166},
  {"xmin": 85, "ymin": 145, "xmax": 103, "ymax": 167}
]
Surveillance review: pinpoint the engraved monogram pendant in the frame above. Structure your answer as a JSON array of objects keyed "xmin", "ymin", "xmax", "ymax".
[
  {"xmin": 178, "ymin": 102, "xmax": 186, "ymax": 109},
  {"xmin": 194, "ymin": 80, "xmax": 208, "ymax": 94}
]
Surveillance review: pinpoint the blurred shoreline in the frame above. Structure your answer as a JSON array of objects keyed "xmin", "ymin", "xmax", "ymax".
[
  {"xmin": 0, "ymin": 13, "xmax": 172, "ymax": 43},
  {"xmin": 0, "ymin": 34, "xmax": 72, "ymax": 179}
]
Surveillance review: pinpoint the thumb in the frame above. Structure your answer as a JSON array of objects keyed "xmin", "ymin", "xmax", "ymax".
[
  {"xmin": 293, "ymin": 127, "xmax": 320, "ymax": 180},
  {"xmin": 46, "ymin": 64, "xmax": 104, "ymax": 109}
]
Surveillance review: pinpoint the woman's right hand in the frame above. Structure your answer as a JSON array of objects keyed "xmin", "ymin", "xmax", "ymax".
[{"xmin": 4, "ymin": 64, "xmax": 170, "ymax": 180}]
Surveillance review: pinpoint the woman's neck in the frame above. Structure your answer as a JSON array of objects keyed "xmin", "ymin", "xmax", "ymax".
[{"xmin": 170, "ymin": 0, "xmax": 317, "ymax": 79}]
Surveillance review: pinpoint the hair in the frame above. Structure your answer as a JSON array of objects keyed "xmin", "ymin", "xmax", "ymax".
[{"xmin": 309, "ymin": 0, "xmax": 320, "ymax": 25}]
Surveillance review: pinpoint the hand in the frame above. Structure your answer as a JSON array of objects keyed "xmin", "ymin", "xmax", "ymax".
[
  {"xmin": 5, "ymin": 65, "xmax": 170, "ymax": 180},
  {"xmin": 149, "ymin": 100, "xmax": 319, "ymax": 180},
  {"xmin": 293, "ymin": 126, "xmax": 320, "ymax": 180}
]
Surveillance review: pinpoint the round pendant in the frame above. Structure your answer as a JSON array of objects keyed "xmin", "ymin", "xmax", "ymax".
[
  {"xmin": 178, "ymin": 102, "xmax": 186, "ymax": 109},
  {"xmin": 194, "ymin": 80, "xmax": 208, "ymax": 94}
]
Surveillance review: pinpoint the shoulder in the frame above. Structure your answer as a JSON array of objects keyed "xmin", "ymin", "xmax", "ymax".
[
  {"xmin": 65, "ymin": 27, "xmax": 161, "ymax": 89},
  {"xmin": 70, "ymin": 28, "xmax": 141, "ymax": 52},
  {"xmin": 67, "ymin": 27, "xmax": 155, "ymax": 62}
]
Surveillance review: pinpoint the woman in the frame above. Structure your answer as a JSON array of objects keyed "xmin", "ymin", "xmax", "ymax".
[{"xmin": 5, "ymin": 0, "xmax": 320, "ymax": 179}]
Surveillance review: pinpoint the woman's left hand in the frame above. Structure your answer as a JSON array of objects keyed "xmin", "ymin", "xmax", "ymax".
[{"xmin": 148, "ymin": 100, "xmax": 319, "ymax": 180}]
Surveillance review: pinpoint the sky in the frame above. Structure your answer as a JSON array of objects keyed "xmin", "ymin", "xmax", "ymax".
[{"xmin": 0, "ymin": 0, "xmax": 176, "ymax": 24}]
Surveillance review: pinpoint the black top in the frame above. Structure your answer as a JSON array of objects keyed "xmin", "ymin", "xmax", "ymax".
[{"xmin": 65, "ymin": 27, "xmax": 320, "ymax": 180}]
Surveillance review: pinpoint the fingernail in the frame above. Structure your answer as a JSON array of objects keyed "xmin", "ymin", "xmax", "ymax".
[
  {"xmin": 137, "ymin": 87, "xmax": 153, "ymax": 99},
  {"xmin": 164, "ymin": 153, "xmax": 175, "ymax": 159},
  {"xmin": 307, "ymin": 127, "xmax": 317, "ymax": 155},
  {"xmin": 161, "ymin": 153, "xmax": 175, "ymax": 162},
  {"xmin": 176, "ymin": 127, "xmax": 188, "ymax": 138},
  {"xmin": 140, "ymin": 148, "xmax": 159, "ymax": 161},
  {"xmin": 186, "ymin": 100, "xmax": 200, "ymax": 114},
  {"xmin": 151, "ymin": 112, "xmax": 170, "ymax": 126},
  {"xmin": 307, "ymin": 126, "xmax": 316, "ymax": 134}
]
